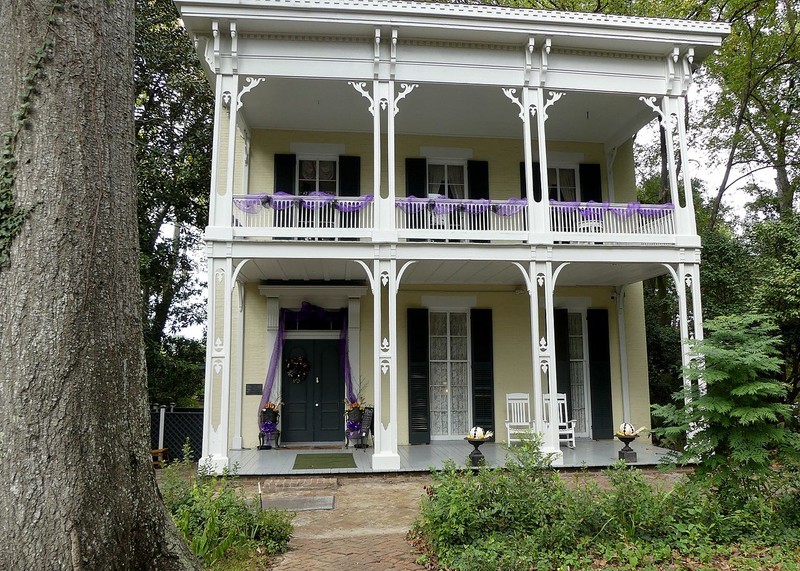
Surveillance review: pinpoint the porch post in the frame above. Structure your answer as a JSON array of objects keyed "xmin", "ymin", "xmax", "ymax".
[
  {"xmin": 674, "ymin": 95, "xmax": 699, "ymax": 237},
  {"xmin": 687, "ymin": 262, "xmax": 705, "ymax": 393},
  {"xmin": 541, "ymin": 261, "xmax": 562, "ymax": 460},
  {"xmin": 231, "ymin": 281, "xmax": 245, "ymax": 449},
  {"xmin": 200, "ymin": 255, "xmax": 232, "ymax": 473},
  {"xmin": 371, "ymin": 256, "xmax": 401, "ymax": 470},
  {"xmin": 534, "ymin": 87, "xmax": 552, "ymax": 241},
  {"xmin": 672, "ymin": 263, "xmax": 693, "ymax": 401},
  {"xmin": 615, "ymin": 285, "xmax": 632, "ymax": 422}
]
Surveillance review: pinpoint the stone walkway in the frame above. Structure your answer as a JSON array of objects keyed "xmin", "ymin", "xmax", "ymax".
[{"xmin": 258, "ymin": 475, "xmax": 429, "ymax": 571}]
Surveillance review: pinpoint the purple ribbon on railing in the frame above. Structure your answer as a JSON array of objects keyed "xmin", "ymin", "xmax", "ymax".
[
  {"xmin": 578, "ymin": 201, "xmax": 609, "ymax": 221},
  {"xmin": 335, "ymin": 195, "xmax": 373, "ymax": 213},
  {"xmin": 638, "ymin": 203, "xmax": 674, "ymax": 217},
  {"xmin": 432, "ymin": 200, "xmax": 461, "ymax": 215},
  {"xmin": 234, "ymin": 193, "xmax": 270, "ymax": 214},
  {"xmin": 495, "ymin": 197, "xmax": 527, "ymax": 217},
  {"xmin": 395, "ymin": 196, "xmax": 429, "ymax": 214},
  {"xmin": 464, "ymin": 199, "xmax": 491, "ymax": 215},
  {"xmin": 269, "ymin": 191, "xmax": 297, "ymax": 211},
  {"xmin": 301, "ymin": 191, "xmax": 336, "ymax": 211}
]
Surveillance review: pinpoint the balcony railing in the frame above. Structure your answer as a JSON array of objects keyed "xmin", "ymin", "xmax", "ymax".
[
  {"xmin": 232, "ymin": 192, "xmax": 374, "ymax": 239},
  {"xmin": 395, "ymin": 196, "xmax": 528, "ymax": 241},
  {"xmin": 230, "ymin": 193, "xmax": 677, "ymax": 244}
]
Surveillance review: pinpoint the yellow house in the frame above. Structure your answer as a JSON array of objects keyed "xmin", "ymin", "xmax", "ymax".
[{"xmin": 174, "ymin": 0, "xmax": 728, "ymax": 472}]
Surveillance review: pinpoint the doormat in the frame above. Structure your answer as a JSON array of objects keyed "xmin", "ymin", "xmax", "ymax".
[
  {"xmin": 280, "ymin": 445, "xmax": 342, "ymax": 450},
  {"xmin": 262, "ymin": 495, "xmax": 335, "ymax": 512},
  {"xmin": 292, "ymin": 453, "xmax": 356, "ymax": 470}
]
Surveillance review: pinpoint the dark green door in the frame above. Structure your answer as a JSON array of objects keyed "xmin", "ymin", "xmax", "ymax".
[{"xmin": 281, "ymin": 339, "xmax": 344, "ymax": 442}]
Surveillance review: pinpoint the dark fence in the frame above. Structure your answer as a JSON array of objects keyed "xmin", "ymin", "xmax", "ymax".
[{"xmin": 150, "ymin": 407, "xmax": 203, "ymax": 462}]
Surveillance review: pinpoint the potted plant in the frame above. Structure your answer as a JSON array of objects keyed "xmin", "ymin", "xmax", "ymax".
[{"xmin": 259, "ymin": 400, "xmax": 283, "ymax": 450}]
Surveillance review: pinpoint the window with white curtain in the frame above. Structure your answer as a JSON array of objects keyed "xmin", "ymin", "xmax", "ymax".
[
  {"xmin": 429, "ymin": 311, "xmax": 470, "ymax": 439},
  {"xmin": 428, "ymin": 163, "xmax": 465, "ymax": 199},
  {"xmin": 298, "ymin": 158, "xmax": 337, "ymax": 195},
  {"xmin": 548, "ymin": 167, "xmax": 578, "ymax": 201}
]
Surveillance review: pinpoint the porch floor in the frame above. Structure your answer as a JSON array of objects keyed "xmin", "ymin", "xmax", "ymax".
[{"xmin": 227, "ymin": 438, "xmax": 673, "ymax": 476}]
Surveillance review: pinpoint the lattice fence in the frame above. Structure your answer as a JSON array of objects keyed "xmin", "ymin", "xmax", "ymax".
[{"xmin": 150, "ymin": 407, "xmax": 203, "ymax": 462}]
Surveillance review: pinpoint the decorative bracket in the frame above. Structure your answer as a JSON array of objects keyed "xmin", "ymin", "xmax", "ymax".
[
  {"xmin": 212, "ymin": 21, "xmax": 220, "ymax": 72},
  {"xmin": 682, "ymin": 48, "xmax": 695, "ymax": 92},
  {"xmin": 541, "ymin": 90, "xmax": 563, "ymax": 122},
  {"xmin": 667, "ymin": 46, "xmax": 680, "ymax": 91},
  {"xmin": 390, "ymin": 29, "xmax": 398, "ymax": 79},
  {"xmin": 393, "ymin": 83, "xmax": 417, "ymax": 117},
  {"xmin": 684, "ymin": 274, "xmax": 693, "ymax": 289},
  {"xmin": 380, "ymin": 270, "xmax": 389, "ymax": 287},
  {"xmin": 540, "ymin": 359, "xmax": 550, "ymax": 375},
  {"xmin": 502, "ymin": 88, "xmax": 534, "ymax": 121},
  {"xmin": 524, "ymin": 37, "xmax": 535, "ymax": 86},
  {"xmin": 237, "ymin": 77, "xmax": 265, "ymax": 111},
  {"xmin": 230, "ymin": 22, "xmax": 238, "ymax": 73},
  {"xmin": 373, "ymin": 28, "xmax": 381, "ymax": 79},
  {"xmin": 349, "ymin": 81, "xmax": 378, "ymax": 117},
  {"xmin": 639, "ymin": 96, "xmax": 665, "ymax": 121},
  {"xmin": 222, "ymin": 91, "xmax": 232, "ymax": 109},
  {"xmin": 540, "ymin": 37, "xmax": 551, "ymax": 87},
  {"xmin": 536, "ymin": 273, "xmax": 545, "ymax": 287}
]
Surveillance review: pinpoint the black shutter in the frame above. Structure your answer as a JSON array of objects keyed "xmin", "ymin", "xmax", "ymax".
[
  {"xmin": 339, "ymin": 155, "xmax": 361, "ymax": 197},
  {"xmin": 467, "ymin": 160, "xmax": 489, "ymax": 200},
  {"xmin": 405, "ymin": 158, "xmax": 427, "ymax": 197},
  {"xmin": 587, "ymin": 309, "xmax": 613, "ymax": 439},
  {"xmin": 470, "ymin": 309, "xmax": 494, "ymax": 436},
  {"xmin": 579, "ymin": 163, "xmax": 603, "ymax": 202},
  {"xmin": 554, "ymin": 309, "xmax": 572, "ymax": 408},
  {"xmin": 408, "ymin": 308, "xmax": 430, "ymax": 444},
  {"xmin": 274, "ymin": 154, "xmax": 296, "ymax": 195},
  {"xmin": 520, "ymin": 162, "xmax": 542, "ymax": 201}
]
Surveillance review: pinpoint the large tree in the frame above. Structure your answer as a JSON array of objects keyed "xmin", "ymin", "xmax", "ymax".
[{"xmin": 0, "ymin": 0, "xmax": 200, "ymax": 567}]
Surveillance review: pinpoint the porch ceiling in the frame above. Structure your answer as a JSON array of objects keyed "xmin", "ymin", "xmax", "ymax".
[
  {"xmin": 241, "ymin": 79, "xmax": 654, "ymax": 145},
  {"xmin": 234, "ymin": 256, "xmax": 670, "ymax": 288}
]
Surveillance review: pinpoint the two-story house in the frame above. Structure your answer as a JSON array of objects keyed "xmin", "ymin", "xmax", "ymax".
[{"xmin": 174, "ymin": 0, "xmax": 728, "ymax": 472}]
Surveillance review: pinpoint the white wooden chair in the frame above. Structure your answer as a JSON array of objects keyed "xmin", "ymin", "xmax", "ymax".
[
  {"xmin": 505, "ymin": 393, "xmax": 532, "ymax": 445},
  {"xmin": 543, "ymin": 393, "xmax": 577, "ymax": 448}
]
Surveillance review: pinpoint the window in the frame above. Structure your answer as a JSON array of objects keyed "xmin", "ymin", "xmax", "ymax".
[
  {"xmin": 298, "ymin": 159, "xmax": 337, "ymax": 195},
  {"xmin": 428, "ymin": 163, "xmax": 465, "ymax": 199},
  {"xmin": 429, "ymin": 311, "xmax": 470, "ymax": 439},
  {"xmin": 567, "ymin": 311, "xmax": 590, "ymax": 436},
  {"xmin": 548, "ymin": 167, "xmax": 578, "ymax": 202}
]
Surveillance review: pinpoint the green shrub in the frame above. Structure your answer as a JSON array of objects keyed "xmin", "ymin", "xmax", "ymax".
[
  {"xmin": 413, "ymin": 435, "xmax": 800, "ymax": 570},
  {"xmin": 159, "ymin": 443, "xmax": 293, "ymax": 566}
]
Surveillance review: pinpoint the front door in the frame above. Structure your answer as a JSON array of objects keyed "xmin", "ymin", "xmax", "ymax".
[{"xmin": 281, "ymin": 339, "xmax": 344, "ymax": 442}]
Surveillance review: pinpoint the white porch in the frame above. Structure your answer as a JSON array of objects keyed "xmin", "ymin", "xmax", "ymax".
[{"xmin": 227, "ymin": 438, "xmax": 672, "ymax": 476}]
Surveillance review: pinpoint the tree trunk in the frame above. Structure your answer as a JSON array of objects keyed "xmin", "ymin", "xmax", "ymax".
[{"xmin": 0, "ymin": 1, "xmax": 201, "ymax": 569}]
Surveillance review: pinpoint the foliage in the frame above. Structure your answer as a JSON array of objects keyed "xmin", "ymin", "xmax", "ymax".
[
  {"xmin": 412, "ymin": 437, "xmax": 800, "ymax": 571},
  {"xmin": 0, "ymin": 3, "xmax": 60, "ymax": 267},
  {"xmin": 135, "ymin": 0, "xmax": 212, "ymax": 403},
  {"xmin": 652, "ymin": 314, "xmax": 800, "ymax": 502},
  {"xmin": 160, "ymin": 443, "xmax": 294, "ymax": 567}
]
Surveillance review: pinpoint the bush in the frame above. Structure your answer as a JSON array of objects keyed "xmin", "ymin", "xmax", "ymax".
[
  {"xmin": 160, "ymin": 443, "xmax": 293, "ymax": 566},
  {"xmin": 412, "ymin": 436, "xmax": 800, "ymax": 570}
]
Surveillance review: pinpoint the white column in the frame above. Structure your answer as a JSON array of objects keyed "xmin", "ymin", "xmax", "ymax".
[
  {"xmin": 675, "ymin": 262, "xmax": 693, "ymax": 399},
  {"xmin": 660, "ymin": 97, "xmax": 685, "ymax": 233},
  {"xmin": 347, "ymin": 298, "xmax": 362, "ymax": 397},
  {"xmin": 373, "ymin": 258, "xmax": 400, "ymax": 470},
  {"xmin": 541, "ymin": 261, "xmax": 562, "ymax": 460},
  {"xmin": 200, "ymin": 256, "xmax": 231, "ymax": 473},
  {"xmin": 208, "ymin": 76, "xmax": 224, "ymax": 225},
  {"xmin": 529, "ymin": 261, "xmax": 544, "ymax": 435},
  {"xmin": 687, "ymin": 263, "xmax": 705, "ymax": 393},
  {"xmin": 534, "ymin": 88, "xmax": 551, "ymax": 240},
  {"xmin": 615, "ymin": 285, "xmax": 631, "ymax": 422},
  {"xmin": 674, "ymin": 96, "xmax": 699, "ymax": 236},
  {"xmin": 231, "ymin": 282, "xmax": 245, "ymax": 449}
]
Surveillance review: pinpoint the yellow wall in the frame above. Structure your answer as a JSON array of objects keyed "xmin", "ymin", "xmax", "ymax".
[{"xmin": 246, "ymin": 129, "xmax": 625, "ymax": 201}]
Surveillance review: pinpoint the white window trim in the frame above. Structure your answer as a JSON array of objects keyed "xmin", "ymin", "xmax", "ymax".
[{"xmin": 297, "ymin": 155, "xmax": 340, "ymax": 195}]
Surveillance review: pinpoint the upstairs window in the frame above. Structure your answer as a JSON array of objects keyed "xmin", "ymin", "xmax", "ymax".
[
  {"xmin": 428, "ymin": 163, "xmax": 466, "ymax": 199},
  {"xmin": 548, "ymin": 167, "xmax": 578, "ymax": 202},
  {"xmin": 298, "ymin": 159, "xmax": 337, "ymax": 195}
]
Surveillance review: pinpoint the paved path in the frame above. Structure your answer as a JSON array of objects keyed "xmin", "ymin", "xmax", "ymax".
[{"xmin": 260, "ymin": 475, "xmax": 429, "ymax": 571}]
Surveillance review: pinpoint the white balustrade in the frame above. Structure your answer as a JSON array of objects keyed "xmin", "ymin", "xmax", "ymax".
[{"xmin": 230, "ymin": 194, "xmax": 677, "ymax": 244}]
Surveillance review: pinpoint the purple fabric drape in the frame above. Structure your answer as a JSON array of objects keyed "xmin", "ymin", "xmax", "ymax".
[
  {"xmin": 464, "ymin": 199, "xmax": 491, "ymax": 215},
  {"xmin": 301, "ymin": 191, "xmax": 336, "ymax": 211},
  {"xmin": 259, "ymin": 308, "xmax": 287, "ymax": 412},
  {"xmin": 432, "ymin": 200, "xmax": 461, "ymax": 215},
  {"xmin": 339, "ymin": 311, "xmax": 357, "ymax": 403},
  {"xmin": 395, "ymin": 196, "xmax": 428, "ymax": 214},
  {"xmin": 550, "ymin": 200, "xmax": 675, "ymax": 219},
  {"xmin": 234, "ymin": 193, "xmax": 270, "ymax": 213},
  {"xmin": 495, "ymin": 197, "xmax": 527, "ymax": 217},
  {"xmin": 269, "ymin": 192, "xmax": 297, "ymax": 211},
  {"xmin": 335, "ymin": 195, "xmax": 373, "ymax": 213}
]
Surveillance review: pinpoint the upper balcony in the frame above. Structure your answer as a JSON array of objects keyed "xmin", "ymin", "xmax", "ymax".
[{"xmin": 231, "ymin": 192, "xmax": 678, "ymax": 245}]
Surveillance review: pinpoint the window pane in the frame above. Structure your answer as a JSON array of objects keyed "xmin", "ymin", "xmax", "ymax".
[
  {"xmin": 430, "ymin": 337, "xmax": 447, "ymax": 360},
  {"xmin": 430, "ymin": 312, "xmax": 447, "ymax": 335},
  {"xmin": 428, "ymin": 164, "xmax": 445, "ymax": 196},
  {"xmin": 299, "ymin": 160, "xmax": 316, "ymax": 181},
  {"xmin": 568, "ymin": 313, "xmax": 582, "ymax": 334},
  {"xmin": 318, "ymin": 180, "xmax": 336, "ymax": 194}
]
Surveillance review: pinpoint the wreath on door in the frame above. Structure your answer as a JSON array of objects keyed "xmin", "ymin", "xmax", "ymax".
[{"xmin": 285, "ymin": 355, "xmax": 310, "ymax": 384}]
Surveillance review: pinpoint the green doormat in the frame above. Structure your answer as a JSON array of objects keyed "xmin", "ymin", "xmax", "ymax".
[{"xmin": 292, "ymin": 453, "xmax": 356, "ymax": 470}]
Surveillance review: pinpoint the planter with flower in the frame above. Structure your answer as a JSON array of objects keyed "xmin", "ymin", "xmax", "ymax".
[
  {"xmin": 465, "ymin": 426, "xmax": 494, "ymax": 467},
  {"xmin": 258, "ymin": 400, "xmax": 283, "ymax": 450}
]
